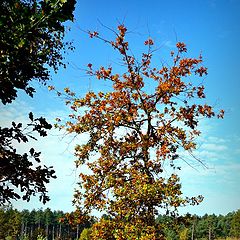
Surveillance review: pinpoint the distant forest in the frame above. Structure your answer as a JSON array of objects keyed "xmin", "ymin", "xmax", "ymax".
[{"xmin": 0, "ymin": 206, "xmax": 239, "ymax": 240}]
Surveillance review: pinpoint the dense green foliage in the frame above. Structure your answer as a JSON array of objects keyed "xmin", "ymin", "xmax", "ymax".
[
  {"xmin": 0, "ymin": 206, "xmax": 239, "ymax": 239},
  {"xmin": 0, "ymin": 0, "xmax": 75, "ymax": 104}
]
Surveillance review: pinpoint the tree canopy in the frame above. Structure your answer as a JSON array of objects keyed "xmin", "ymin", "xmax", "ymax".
[
  {"xmin": 0, "ymin": 0, "xmax": 75, "ymax": 104},
  {"xmin": 54, "ymin": 25, "xmax": 224, "ymax": 239},
  {"xmin": 0, "ymin": 0, "xmax": 76, "ymax": 206}
]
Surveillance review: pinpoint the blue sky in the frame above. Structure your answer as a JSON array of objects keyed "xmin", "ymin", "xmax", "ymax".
[{"xmin": 1, "ymin": 0, "xmax": 240, "ymax": 216}]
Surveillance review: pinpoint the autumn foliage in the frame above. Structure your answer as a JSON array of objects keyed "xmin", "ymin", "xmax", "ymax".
[{"xmin": 54, "ymin": 25, "xmax": 224, "ymax": 239}]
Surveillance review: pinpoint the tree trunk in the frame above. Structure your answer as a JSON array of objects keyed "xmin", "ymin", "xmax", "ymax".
[
  {"xmin": 76, "ymin": 224, "xmax": 79, "ymax": 239},
  {"xmin": 59, "ymin": 224, "xmax": 62, "ymax": 239},
  {"xmin": 52, "ymin": 225, "xmax": 55, "ymax": 240},
  {"xmin": 30, "ymin": 226, "xmax": 33, "ymax": 238},
  {"xmin": 21, "ymin": 222, "xmax": 24, "ymax": 237},
  {"xmin": 191, "ymin": 222, "xmax": 194, "ymax": 240},
  {"xmin": 46, "ymin": 224, "xmax": 49, "ymax": 239}
]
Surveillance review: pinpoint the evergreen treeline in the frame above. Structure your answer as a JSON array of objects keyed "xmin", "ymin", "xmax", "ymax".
[
  {"xmin": 156, "ymin": 210, "xmax": 240, "ymax": 240},
  {"xmin": 0, "ymin": 206, "xmax": 93, "ymax": 240},
  {"xmin": 0, "ymin": 206, "xmax": 239, "ymax": 240}
]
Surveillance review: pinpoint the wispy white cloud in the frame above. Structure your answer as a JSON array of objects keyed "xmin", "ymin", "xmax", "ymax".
[
  {"xmin": 201, "ymin": 143, "xmax": 228, "ymax": 151},
  {"xmin": 163, "ymin": 40, "xmax": 175, "ymax": 49},
  {"xmin": 0, "ymin": 100, "xmax": 34, "ymax": 127},
  {"xmin": 207, "ymin": 136, "xmax": 228, "ymax": 144}
]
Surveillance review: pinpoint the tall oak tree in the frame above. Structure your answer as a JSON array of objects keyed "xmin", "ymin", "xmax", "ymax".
[{"xmin": 56, "ymin": 25, "xmax": 224, "ymax": 239}]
